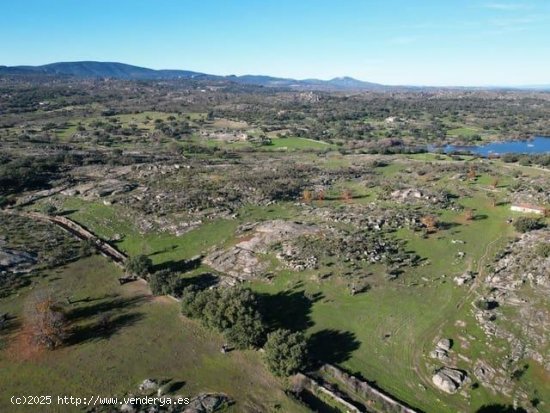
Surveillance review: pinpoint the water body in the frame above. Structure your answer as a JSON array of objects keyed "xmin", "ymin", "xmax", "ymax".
[{"xmin": 428, "ymin": 136, "xmax": 550, "ymax": 156}]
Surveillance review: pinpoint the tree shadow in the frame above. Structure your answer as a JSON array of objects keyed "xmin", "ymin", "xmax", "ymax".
[
  {"xmin": 0, "ymin": 315, "xmax": 20, "ymax": 343},
  {"xmin": 476, "ymin": 405, "xmax": 527, "ymax": 413},
  {"xmin": 182, "ymin": 273, "xmax": 219, "ymax": 290},
  {"xmin": 308, "ymin": 329, "xmax": 360, "ymax": 367},
  {"xmin": 258, "ymin": 290, "xmax": 322, "ymax": 332},
  {"xmin": 57, "ymin": 209, "xmax": 78, "ymax": 216},
  {"xmin": 153, "ymin": 256, "xmax": 202, "ymax": 273},
  {"xmin": 149, "ymin": 245, "xmax": 178, "ymax": 257},
  {"xmin": 68, "ymin": 312, "xmax": 143, "ymax": 345},
  {"xmin": 70, "ymin": 293, "xmax": 118, "ymax": 304},
  {"xmin": 473, "ymin": 214, "xmax": 488, "ymax": 221},
  {"xmin": 67, "ymin": 295, "xmax": 147, "ymax": 322},
  {"xmin": 165, "ymin": 380, "xmax": 185, "ymax": 393},
  {"xmin": 170, "ymin": 272, "xmax": 219, "ymax": 297},
  {"xmin": 297, "ymin": 389, "xmax": 344, "ymax": 413},
  {"xmin": 439, "ymin": 221, "xmax": 462, "ymax": 230}
]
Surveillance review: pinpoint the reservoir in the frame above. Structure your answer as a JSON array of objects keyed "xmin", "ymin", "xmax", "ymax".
[{"xmin": 429, "ymin": 136, "xmax": 550, "ymax": 156}]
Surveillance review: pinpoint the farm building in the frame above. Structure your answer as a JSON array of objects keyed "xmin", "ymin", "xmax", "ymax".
[{"xmin": 510, "ymin": 203, "xmax": 546, "ymax": 215}]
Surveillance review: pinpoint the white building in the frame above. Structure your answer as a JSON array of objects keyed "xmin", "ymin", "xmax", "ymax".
[{"xmin": 510, "ymin": 203, "xmax": 546, "ymax": 215}]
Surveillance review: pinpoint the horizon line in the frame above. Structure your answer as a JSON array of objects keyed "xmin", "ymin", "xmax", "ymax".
[{"xmin": 3, "ymin": 60, "xmax": 549, "ymax": 89}]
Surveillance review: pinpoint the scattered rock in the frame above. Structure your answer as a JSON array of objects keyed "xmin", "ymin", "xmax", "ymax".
[
  {"xmin": 430, "ymin": 338, "xmax": 452, "ymax": 360},
  {"xmin": 454, "ymin": 271, "xmax": 474, "ymax": 286},
  {"xmin": 184, "ymin": 393, "xmax": 231, "ymax": 413},
  {"xmin": 120, "ymin": 403, "xmax": 137, "ymax": 413},
  {"xmin": 139, "ymin": 378, "xmax": 159, "ymax": 393}
]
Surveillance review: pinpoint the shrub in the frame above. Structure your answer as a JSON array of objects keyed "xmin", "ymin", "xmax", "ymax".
[
  {"xmin": 149, "ymin": 270, "xmax": 186, "ymax": 296},
  {"xmin": 125, "ymin": 254, "xmax": 153, "ymax": 277},
  {"xmin": 264, "ymin": 329, "xmax": 308, "ymax": 376},
  {"xmin": 513, "ymin": 217, "xmax": 544, "ymax": 233},
  {"xmin": 25, "ymin": 292, "xmax": 68, "ymax": 349},
  {"xmin": 535, "ymin": 242, "xmax": 550, "ymax": 258},
  {"xmin": 42, "ymin": 204, "xmax": 58, "ymax": 216}
]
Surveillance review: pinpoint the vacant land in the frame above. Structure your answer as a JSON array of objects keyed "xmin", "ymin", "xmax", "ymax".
[
  {"xmin": 0, "ymin": 255, "xmax": 308, "ymax": 413},
  {"xmin": 1, "ymin": 76, "xmax": 549, "ymax": 413}
]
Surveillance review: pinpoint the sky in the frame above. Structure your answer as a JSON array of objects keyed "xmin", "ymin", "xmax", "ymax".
[{"xmin": 1, "ymin": 0, "xmax": 549, "ymax": 86}]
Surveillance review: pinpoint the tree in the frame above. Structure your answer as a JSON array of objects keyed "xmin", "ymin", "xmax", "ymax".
[
  {"xmin": 25, "ymin": 292, "xmax": 68, "ymax": 349},
  {"xmin": 149, "ymin": 270, "xmax": 186, "ymax": 296},
  {"xmin": 264, "ymin": 329, "xmax": 308, "ymax": 377},
  {"xmin": 464, "ymin": 208, "xmax": 474, "ymax": 221},
  {"xmin": 42, "ymin": 203, "xmax": 57, "ymax": 216},
  {"xmin": 341, "ymin": 189, "xmax": 352, "ymax": 203},
  {"xmin": 535, "ymin": 242, "xmax": 550, "ymax": 258},
  {"xmin": 421, "ymin": 215, "xmax": 438, "ymax": 233},
  {"xmin": 315, "ymin": 189, "xmax": 325, "ymax": 202},
  {"xmin": 302, "ymin": 189, "xmax": 313, "ymax": 203},
  {"xmin": 491, "ymin": 177, "xmax": 499, "ymax": 189},
  {"xmin": 125, "ymin": 254, "xmax": 153, "ymax": 277},
  {"xmin": 225, "ymin": 313, "xmax": 266, "ymax": 349},
  {"xmin": 181, "ymin": 286, "xmax": 266, "ymax": 349}
]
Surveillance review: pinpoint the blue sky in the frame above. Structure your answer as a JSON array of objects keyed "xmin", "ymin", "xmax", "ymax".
[{"xmin": 1, "ymin": 0, "xmax": 549, "ymax": 86}]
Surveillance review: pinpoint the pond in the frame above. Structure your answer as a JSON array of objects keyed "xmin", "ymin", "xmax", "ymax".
[{"xmin": 428, "ymin": 136, "xmax": 550, "ymax": 156}]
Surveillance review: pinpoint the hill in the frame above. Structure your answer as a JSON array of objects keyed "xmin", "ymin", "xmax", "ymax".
[{"xmin": 0, "ymin": 61, "xmax": 386, "ymax": 91}]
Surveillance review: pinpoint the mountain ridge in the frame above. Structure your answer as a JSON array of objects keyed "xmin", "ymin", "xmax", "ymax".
[
  {"xmin": 1, "ymin": 61, "xmax": 548, "ymax": 91},
  {"xmin": 0, "ymin": 61, "xmax": 387, "ymax": 91}
]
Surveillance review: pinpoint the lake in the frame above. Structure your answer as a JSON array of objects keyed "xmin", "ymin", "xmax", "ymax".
[{"xmin": 428, "ymin": 136, "xmax": 550, "ymax": 156}]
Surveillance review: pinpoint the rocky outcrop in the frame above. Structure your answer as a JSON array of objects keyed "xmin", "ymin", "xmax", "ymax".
[
  {"xmin": 119, "ymin": 393, "xmax": 231, "ymax": 413},
  {"xmin": 0, "ymin": 247, "xmax": 37, "ymax": 272},
  {"xmin": 184, "ymin": 393, "xmax": 231, "ymax": 413},
  {"xmin": 453, "ymin": 271, "xmax": 474, "ymax": 286},
  {"xmin": 138, "ymin": 378, "xmax": 159, "ymax": 393},
  {"xmin": 430, "ymin": 338, "xmax": 452, "ymax": 361},
  {"xmin": 205, "ymin": 220, "xmax": 319, "ymax": 279},
  {"xmin": 432, "ymin": 367, "xmax": 468, "ymax": 394},
  {"xmin": 477, "ymin": 229, "xmax": 550, "ymax": 371}
]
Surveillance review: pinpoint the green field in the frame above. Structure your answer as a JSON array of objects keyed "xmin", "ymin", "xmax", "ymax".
[
  {"xmin": 0, "ymin": 256, "xmax": 308, "ymax": 413},
  {"xmin": 247, "ymin": 195, "xmax": 523, "ymax": 412},
  {"xmin": 5, "ymin": 151, "xmax": 549, "ymax": 413}
]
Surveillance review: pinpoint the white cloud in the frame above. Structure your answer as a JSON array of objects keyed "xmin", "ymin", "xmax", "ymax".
[
  {"xmin": 483, "ymin": 2, "xmax": 530, "ymax": 11},
  {"xmin": 389, "ymin": 36, "xmax": 419, "ymax": 45},
  {"xmin": 489, "ymin": 15, "xmax": 539, "ymax": 27}
]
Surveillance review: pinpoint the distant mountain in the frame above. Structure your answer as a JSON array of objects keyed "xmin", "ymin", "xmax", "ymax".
[
  {"xmin": 0, "ymin": 61, "xmax": 212, "ymax": 80},
  {"xmin": 226, "ymin": 73, "xmax": 386, "ymax": 91},
  {"xmin": 0, "ymin": 61, "xmax": 386, "ymax": 91},
  {"xmin": 3, "ymin": 61, "xmax": 546, "ymax": 91},
  {"xmin": 515, "ymin": 84, "xmax": 550, "ymax": 91}
]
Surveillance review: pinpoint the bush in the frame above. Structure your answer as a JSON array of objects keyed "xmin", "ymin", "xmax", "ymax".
[
  {"xmin": 513, "ymin": 217, "xmax": 545, "ymax": 233},
  {"xmin": 42, "ymin": 204, "xmax": 58, "ymax": 216},
  {"xmin": 25, "ymin": 292, "xmax": 68, "ymax": 349},
  {"xmin": 535, "ymin": 242, "xmax": 550, "ymax": 258},
  {"xmin": 125, "ymin": 254, "xmax": 153, "ymax": 277},
  {"xmin": 264, "ymin": 329, "xmax": 308, "ymax": 376},
  {"xmin": 0, "ymin": 195, "xmax": 9, "ymax": 208},
  {"xmin": 149, "ymin": 270, "xmax": 186, "ymax": 296},
  {"xmin": 79, "ymin": 239, "xmax": 96, "ymax": 257},
  {"xmin": 181, "ymin": 286, "xmax": 266, "ymax": 349}
]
